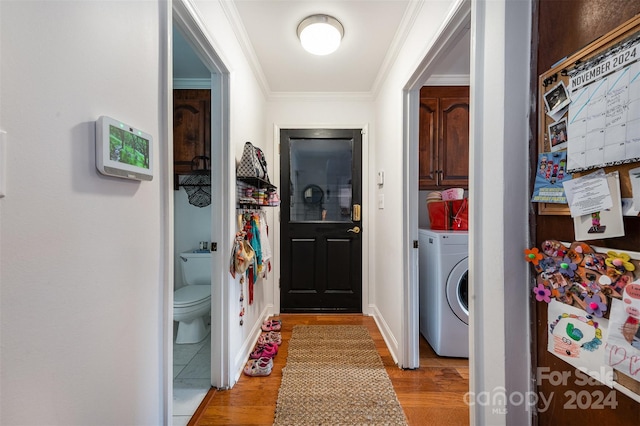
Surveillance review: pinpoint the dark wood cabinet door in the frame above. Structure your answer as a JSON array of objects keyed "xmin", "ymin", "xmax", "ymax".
[
  {"xmin": 419, "ymin": 86, "xmax": 469, "ymax": 190},
  {"xmin": 439, "ymin": 95, "xmax": 469, "ymax": 188},
  {"xmin": 173, "ymin": 89, "xmax": 211, "ymax": 174},
  {"xmin": 419, "ymin": 97, "xmax": 438, "ymax": 189}
]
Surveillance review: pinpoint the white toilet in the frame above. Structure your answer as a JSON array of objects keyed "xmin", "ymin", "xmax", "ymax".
[{"xmin": 174, "ymin": 251, "xmax": 211, "ymax": 344}]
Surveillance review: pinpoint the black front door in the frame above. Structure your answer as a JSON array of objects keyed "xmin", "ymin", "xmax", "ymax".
[{"xmin": 280, "ymin": 129, "xmax": 363, "ymax": 312}]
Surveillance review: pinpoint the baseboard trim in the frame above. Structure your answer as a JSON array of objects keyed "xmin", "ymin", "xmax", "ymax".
[
  {"xmin": 369, "ymin": 304, "xmax": 400, "ymax": 365},
  {"xmin": 231, "ymin": 306, "xmax": 273, "ymax": 386}
]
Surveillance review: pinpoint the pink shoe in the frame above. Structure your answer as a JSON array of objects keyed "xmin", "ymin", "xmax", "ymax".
[
  {"xmin": 258, "ymin": 331, "xmax": 282, "ymax": 346},
  {"xmin": 250, "ymin": 342, "xmax": 278, "ymax": 359},
  {"xmin": 243, "ymin": 357, "xmax": 273, "ymax": 376},
  {"xmin": 261, "ymin": 319, "xmax": 282, "ymax": 332}
]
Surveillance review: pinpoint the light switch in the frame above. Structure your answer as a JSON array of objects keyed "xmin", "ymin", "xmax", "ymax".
[
  {"xmin": 378, "ymin": 194, "xmax": 384, "ymax": 209},
  {"xmin": 377, "ymin": 170, "xmax": 384, "ymax": 186}
]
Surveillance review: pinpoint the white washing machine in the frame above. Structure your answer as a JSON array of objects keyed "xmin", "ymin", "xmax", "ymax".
[{"xmin": 418, "ymin": 228, "xmax": 469, "ymax": 358}]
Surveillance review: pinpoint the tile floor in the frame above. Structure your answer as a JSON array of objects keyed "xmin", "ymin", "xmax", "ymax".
[{"xmin": 173, "ymin": 329, "xmax": 211, "ymax": 426}]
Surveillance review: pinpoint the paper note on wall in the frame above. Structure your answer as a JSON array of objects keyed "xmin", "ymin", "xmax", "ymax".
[
  {"xmin": 562, "ymin": 169, "xmax": 612, "ymax": 217},
  {"xmin": 604, "ymin": 291, "xmax": 640, "ymax": 382},
  {"xmin": 547, "ymin": 299, "xmax": 613, "ymax": 387},
  {"xmin": 573, "ymin": 171, "xmax": 625, "ymax": 240}
]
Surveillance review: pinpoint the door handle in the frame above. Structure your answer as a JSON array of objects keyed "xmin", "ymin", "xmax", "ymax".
[{"xmin": 347, "ymin": 226, "xmax": 360, "ymax": 234}]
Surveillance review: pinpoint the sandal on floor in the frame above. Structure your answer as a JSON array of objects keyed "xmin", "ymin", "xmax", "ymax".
[
  {"xmin": 243, "ymin": 357, "xmax": 273, "ymax": 376},
  {"xmin": 258, "ymin": 331, "xmax": 282, "ymax": 346},
  {"xmin": 250, "ymin": 342, "xmax": 278, "ymax": 359},
  {"xmin": 261, "ymin": 319, "xmax": 282, "ymax": 332}
]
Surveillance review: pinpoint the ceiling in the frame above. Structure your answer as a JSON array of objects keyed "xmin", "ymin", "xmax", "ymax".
[{"xmin": 173, "ymin": 0, "xmax": 470, "ymax": 95}]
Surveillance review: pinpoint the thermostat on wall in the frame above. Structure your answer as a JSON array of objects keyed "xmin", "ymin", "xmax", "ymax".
[{"xmin": 95, "ymin": 116, "xmax": 153, "ymax": 181}]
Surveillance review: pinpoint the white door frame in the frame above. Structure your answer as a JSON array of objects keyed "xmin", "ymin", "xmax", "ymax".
[{"xmin": 167, "ymin": 0, "xmax": 232, "ymax": 414}]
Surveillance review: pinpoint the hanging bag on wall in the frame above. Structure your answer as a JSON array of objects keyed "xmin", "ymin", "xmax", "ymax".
[
  {"xmin": 235, "ymin": 240, "xmax": 256, "ymax": 274},
  {"xmin": 230, "ymin": 233, "xmax": 256, "ymax": 278},
  {"xmin": 237, "ymin": 141, "xmax": 270, "ymax": 182}
]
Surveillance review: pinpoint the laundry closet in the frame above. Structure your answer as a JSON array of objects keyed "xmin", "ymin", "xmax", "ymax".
[
  {"xmin": 417, "ymin": 84, "xmax": 470, "ymax": 359},
  {"xmin": 416, "ymin": 29, "xmax": 471, "ymax": 359}
]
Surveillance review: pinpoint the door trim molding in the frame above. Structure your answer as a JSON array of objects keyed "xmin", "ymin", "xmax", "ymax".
[{"xmin": 272, "ymin": 124, "xmax": 370, "ymax": 316}]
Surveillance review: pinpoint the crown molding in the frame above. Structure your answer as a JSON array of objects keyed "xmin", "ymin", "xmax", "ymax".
[
  {"xmin": 370, "ymin": 0, "xmax": 425, "ymax": 96},
  {"xmin": 173, "ymin": 78, "xmax": 212, "ymax": 89},
  {"xmin": 424, "ymin": 74, "xmax": 470, "ymax": 86},
  {"xmin": 267, "ymin": 91, "xmax": 375, "ymax": 102},
  {"xmin": 220, "ymin": 0, "xmax": 271, "ymax": 97}
]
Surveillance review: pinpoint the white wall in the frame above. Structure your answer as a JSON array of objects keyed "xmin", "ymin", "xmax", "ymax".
[
  {"xmin": 266, "ymin": 98, "xmax": 375, "ymax": 126},
  {"xmin": 0, "ymin": 1, "xmax": 164, "ymax": 424},
  {"xmin": 372, "ymin": 0, "xmax": 455, "ymax": 361},
  {"xmin": 191, "ymin": 0, "xmax": 270, "ymax": 383},
  {"xmin": 174, "ymin": 190, "xmax": 211, "ymax": 288}
]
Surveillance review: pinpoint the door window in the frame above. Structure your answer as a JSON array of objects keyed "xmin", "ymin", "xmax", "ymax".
[{"xmin": 289, "ymin": 138, "xmax": 353, "ymax": 222}]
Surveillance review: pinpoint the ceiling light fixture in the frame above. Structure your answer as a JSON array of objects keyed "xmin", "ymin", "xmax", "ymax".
[{"xmin": 297, "ymin": 14, "xmax": 344, "ymax": 56}]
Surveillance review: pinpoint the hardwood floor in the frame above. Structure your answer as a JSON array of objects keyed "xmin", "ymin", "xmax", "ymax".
[{"xmin": 189, "ymin": 314, "xmax": 470, "ymax": 425}]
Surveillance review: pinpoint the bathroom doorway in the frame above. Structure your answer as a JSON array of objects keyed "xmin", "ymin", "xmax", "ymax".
[
  {"xmin": 171, "ymin": 25, "xmax": 212, "ymax": 425},
  {"xmin": 170, "ymin": 0, "xmax": 231, "ymax": 423}
]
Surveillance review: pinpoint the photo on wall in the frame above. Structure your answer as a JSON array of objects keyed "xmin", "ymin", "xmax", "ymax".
[
  {"xmin": 544, "ymin": 81, "xmax": 571, "ymax": 121},
  {"xmin": 531, "ymin": 151, "xmax": 572, "ymax": 203},
  {"xmin": 548, "ymin": 118, "xmax": 568, "ymax": 152}
]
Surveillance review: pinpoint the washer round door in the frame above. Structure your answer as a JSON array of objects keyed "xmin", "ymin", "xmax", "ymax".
[{"xmin": 446, "ymin": 257, "xmax": 469, "ymax": 325}]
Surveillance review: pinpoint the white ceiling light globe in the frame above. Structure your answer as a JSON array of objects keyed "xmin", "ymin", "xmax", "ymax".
[{"xmin": 297, "ymin": 15, "xmax": 344, "ymax": 56}]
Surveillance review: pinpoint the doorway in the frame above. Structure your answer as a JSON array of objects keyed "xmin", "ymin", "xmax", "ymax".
[
  {"xmin": 171, "ymin": 27, "xmax": 212, "ymax": 424},
  {"xmin": 401, "ymin": 1, "xmax": 471, "ymax": 369},
  {"xmin": 169, "ymin": 0, "xmax": 232, "ymax": 422},
  {"xmin": 279, "ymin": 128, "xmax": 363, "ymax": 313}
]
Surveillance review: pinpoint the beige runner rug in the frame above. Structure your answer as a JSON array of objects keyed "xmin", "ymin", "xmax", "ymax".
[{"xmin": 273, "ymin": 325, "xmax": 408, "ymax": 425}]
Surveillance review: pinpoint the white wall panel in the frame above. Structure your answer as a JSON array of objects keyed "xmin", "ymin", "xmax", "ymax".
[{"xmin": 0, "ymin": 1, "xmax": 163, "ymax": 424}]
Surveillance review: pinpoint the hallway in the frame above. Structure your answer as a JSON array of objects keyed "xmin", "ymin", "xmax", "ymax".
[{"xmin": 189, "ymin": 314, "xmax": 470, "ymax": 425}]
